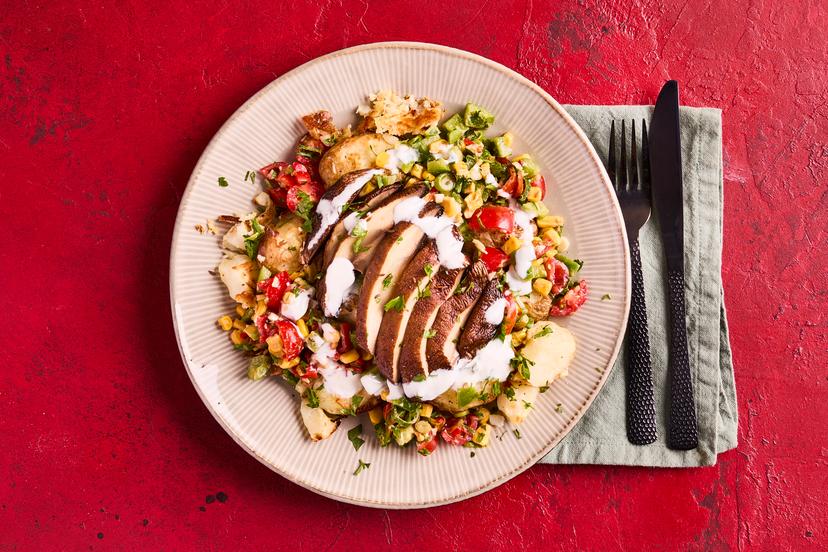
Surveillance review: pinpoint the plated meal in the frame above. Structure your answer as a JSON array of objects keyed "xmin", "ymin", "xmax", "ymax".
[{"xmin": 213, "ymin": 90, "xmax": 588, "ymax": 456}]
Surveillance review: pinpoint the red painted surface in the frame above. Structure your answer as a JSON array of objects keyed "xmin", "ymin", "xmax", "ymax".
[{"xmin": 1, "ymin": 0, "xmax": 826, "ymax": 549}]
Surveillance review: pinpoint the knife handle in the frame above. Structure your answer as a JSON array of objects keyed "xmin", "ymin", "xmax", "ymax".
[
  {"xmin": 625, "ymin": 241, "xmax": 658, "ymax": 445},
  {"xmin": 666, "ymin": 269, "xmax": 698, "ymax": 450}
]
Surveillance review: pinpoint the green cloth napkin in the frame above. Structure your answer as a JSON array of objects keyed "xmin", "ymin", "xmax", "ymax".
[{"xmin": 540, "ymin": 105, "xmax": 737, "ymax": 467}]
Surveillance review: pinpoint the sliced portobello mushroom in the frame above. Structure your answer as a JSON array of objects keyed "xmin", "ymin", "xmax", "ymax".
[
  {"xmin": 425, "ymin": 260, "xmax": 489, "ymax": 370},
  {"xmin": 323, "ymin": 183, "xmax": 426, "ymax": 269},
  {"xmin": 301, "ymin": 168, "xmax": 386, "ymax": 263},
  {"xmin": 318, "ymin": 133, "xmax": 399, "ymax": 187},
  {"xmin": 374, "ymin": 242, "xmax": 440, "ymax": 383},
  {"xmin": 396, "ymin": 263, "xmax": 467, "ymax": 383},
  {"xmin": 354, "ymin": 202, "xmax": 442, "ymax": 355},
  {"xmin": 456, "ymin": 278, "xmax": 505, "ymax": 359},
  {"xmin": 321, "ymin": 182, "xmax": 403, "ymax": 267}
]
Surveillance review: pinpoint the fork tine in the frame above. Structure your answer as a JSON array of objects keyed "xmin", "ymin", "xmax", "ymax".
[
  {"xmin": 641, "ymin": 119, "xmax": 651, "ymax": 197},
  {"xmin": 608, "ymin": 120, "xmax": 617, "ymax": 190},
  {"xmin": 619, "ymin": 120, "xmax": 628, "ymax": 191},
  {"xmin": 630, "ymin": 120, "xmax": 639, "ymax": 190}
]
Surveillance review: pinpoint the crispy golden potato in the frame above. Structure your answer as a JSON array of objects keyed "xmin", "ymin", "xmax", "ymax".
[
  {"xmin": 318, "ymin": 133, "xmax": 398, "ymax": 187},
  {"xmin": 258, "ymin": 214, "xmax": 305, "ymax": 274}
]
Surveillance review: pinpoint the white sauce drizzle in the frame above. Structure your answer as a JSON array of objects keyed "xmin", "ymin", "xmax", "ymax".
[
  {"xmin": 484, "ymin": 297, "xmax": 507, "ymax": 325},
  {"xmin": 378, "ymin": 144, "xmax": 419, "ymax": 172},
  {"xmin": 280, "ymin": 289, "xmax": 310, "ymax": 321},
  {"xmin": 485, "ymin": 173, "xmax": 499, "ymax": 187},
  {"xmin": 505, "ymin": 266, "xmax": 533, "ymax": 296},
  {"xmin": 307, "ymin": 169, "xmax": 382, "ymax": 251},
  {"xmin": 359, "ymin": 372, "xmax": 386, "ymax": 396},
  {"xmin": 393, "ymin": 197, "xmax": 466, "ymax": 269},
  {"xmin": 342, "ymin": 212, "xmax": 361, "ymax": 233},
  {"xmin": 323, "ymin": 257, "xmax": 356, "ymax": 317},
  {"xmin": 511, "ymin": 201, "xmax": 537, "ymax": 278}
]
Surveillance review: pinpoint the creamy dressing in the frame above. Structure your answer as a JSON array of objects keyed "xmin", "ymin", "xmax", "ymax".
[
  {"xmin": 393, "ymin": 197, "xmax": 466, "ymax": 269},
  {"xmin": 505, "ymin": 266, "xmax": 533, "ymax": 296},
  {"xmin": 359, "ymin": 372, "xmax": 386, "ymax": 396},
  {"xmin": 402, "ymin": 369, "xmax": 456, "ymax": 401},
  {"xmin": 342, "ymin": 212, "xmax": 361, "ymax": 233},
  {"xmin": 309, "ymin": 339, "xmax": 363, "ymax": 399},
  {"xmin": 484, "ymin": 297, "xmax": 507, "ymax": 325},
  {"xmin": 485, "ymin": 173, "xmax": 499, "ymax": 187},
  {"xmin": 431, "ymin": 142, "xmax": 461, "ymax": 163},
  {"xmin": 386, "ymin": 382, "xmax": 404, "ymax": 400},
  {"xmin": 280, "ymin": 289, "xmax": 310, "ymax": 321},
  {"xmin": 511, "ymin": 201, "xmax": 537, "ymax": 278},
  {"xmin": 323, "ymin": 257, "xmax": 356, "ymax": 317},
  {"xmin": 307, "ymin": 169, "xmax": 382, "ymax": 251},
  {"xmin": 378, "ymin": 144, "xmax": 419, "ymax": 172}
]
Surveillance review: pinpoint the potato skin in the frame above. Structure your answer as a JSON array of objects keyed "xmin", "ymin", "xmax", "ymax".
[
  {"xmin": 258, "ymin": 214, "xmax": 305, "ymax": 274},
  {"xmin": 318, "ymin": 133, "xmax": 398, "ymax": 187}
]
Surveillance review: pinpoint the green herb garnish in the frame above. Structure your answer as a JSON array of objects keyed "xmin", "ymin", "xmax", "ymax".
[
  {"xmin": 513, "ymin": 428, "xmax": 522, "ymax": 439},
  {"xmin": 292, "ymin": 190, "xmax": 316, "ymax": 233},
  {"xmin": 244, "ymin": 170, "xmax": 257, "ymax": 184},
  {"xmin": 384, "ymin": 295, "xmax": 405, "ymax": 312},
  {"xmin": 347, "ymin": 425, "xmax": 365, "ymax": 451},
  {"xmin": 423, "ymin": 328, "xmax": 436, "ymax": 339},
  {"xmin": 243, "ymin": 218, "xmax": 265, "ymax": 259},
  {"xmin": 353, "ymin": 459, "xmax": 371, "ymax": 476},
  {"xmin": 457, "ymin": 386, "xmax": 478, "ymax": 408},
  {"xmin": 382, "ymin": 274, "xmax": 393, "ymax": 289},
  {"xmin": 218, "ymin": 176, "xmax": 229, "ymax": 187},
  {"xmin": 305, "ymin": 387, "xmax": 320, "ymax": 408},
  {"xmin": 601, "ymin": 293, "xmax": 612, "ymax": 301}
]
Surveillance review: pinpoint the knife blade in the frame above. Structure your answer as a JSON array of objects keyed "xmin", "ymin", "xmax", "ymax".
[{"xmin": 649, "ymin": 80, "xmax": 699, "ymax": 450}]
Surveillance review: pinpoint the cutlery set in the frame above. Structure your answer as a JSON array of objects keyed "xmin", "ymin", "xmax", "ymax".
[{"xmin": 609, "ymin": 81, "xmax": 698, "ymax": 450}]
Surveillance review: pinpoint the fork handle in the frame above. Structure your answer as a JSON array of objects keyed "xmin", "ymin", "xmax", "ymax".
[
  {"xmin": 625, "ymin": 240, "xmax": 658, "ymax": 445},
  {"xmin": 666, "ymin": 268, "xmax": 698, "ymax": 450}
]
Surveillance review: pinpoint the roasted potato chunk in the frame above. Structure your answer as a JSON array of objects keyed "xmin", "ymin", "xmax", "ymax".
[
  {"xmin": 258, "ymin": 214, "xmax": 305, "ymax": 274},
  {"xmin": 318, "ymin": 133, "xmax": 398, "ymax": 187}
]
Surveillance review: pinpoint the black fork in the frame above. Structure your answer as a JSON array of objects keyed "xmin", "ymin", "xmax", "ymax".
[{"xmin": 609, "ymin": 120, "xmax": 658, "ymax": 445}]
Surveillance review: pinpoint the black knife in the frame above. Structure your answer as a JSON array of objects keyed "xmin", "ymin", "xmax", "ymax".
[{"xmin": 648, "ymin": 81, "xmax": 698, "ymax": 450}]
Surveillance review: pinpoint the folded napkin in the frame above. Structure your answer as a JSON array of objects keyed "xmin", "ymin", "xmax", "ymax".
[{"xmin": 540, "ymin": 105, "xmax": 737, "ymax": 467}]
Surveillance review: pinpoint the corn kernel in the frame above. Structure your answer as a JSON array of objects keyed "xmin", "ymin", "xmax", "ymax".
[
  {"xmin": 217, "ymin": 316, "xmax": 233, "ymax": 331},
  {"xmin": 361, "ymin": 350, "xmax": 374, "ymax": 361},
  {"xmin": 441, "ymin": 196, "xmax": 461, "ymax": 218},
  {"xmin": 452, "ymin": 161, "xmax": 469, "ymax": 177},
  {"xmin": 255, "ymin": 300, "xmax": 267, "ymax": 317},
  {"xmin": 526, "ymin": 187, "xmax": 542, "ymax": 202},
  {"xmin": 421, "ymin": 171, "xmax": 436, "ymax": 181},
  {"xmin": 414, "ymin": 420, "xmax": 432, "ymax": 434},
  {"xmin": 502, "ymin": 236, "xmax": 523, "ymax": 255},
  {"xmin": 531, "ymin": 257, "xmax": 544, "ymax": 267},
  {"xmin": 410, "ymin": 163, "xmax": 424, "ymax": 178},
  {"xmin": 266, "ymin": 334, "xmax": 283, "ymax": 356},
  {"xmin": 233, "ymin": 319, "xmax": 246, "ymax": 330},
  {"xmin": 476, "ymin": 407, "xmax": 490, "ymax": 425},
  {"xmin": 533, "ymin": 278, "xmax": 553, "ymax": 296},
  {"xmin": 230, "ymin": 330, "xmax": 244, "ymax": 345},
  {"xmin": 512, "ymin": 329, "xmax": 528, "ymax": 346},
  {"xmin": 419, "ymin": 403, "xmax": 433, "ymax": 418},
  {"xmin": 502, "ymin": 132, "xmax": 514, "ymax": 148},
  {"xmin": 243, "ymin": 324, "xmax": 259, "ymax": 340},
  {"xmin": 513, "ymin": 153, "xmax": 531, "ymax": 163},
  {"xmin": 296, "ymin": 319, "xmax": 309, "ymax": 338},
  {"xmin": 278, "ymin": 357, "xmax": 300, "ymax": 369},
  {"xmin": 541, "ymin": 227, "xmax": 561, "ymax": 245},
  {"xmin": 235, "ymin": 305, "xmax": 245, "ymax": 317},
  {"xmin": 375, "ymin": 151, "xmax": 390, "ymax": 168},
  {"xmin": 472, "ymin": 425, "xmax": 490, "ymax": 446},
  {"xmin": 480, "ymin": 162, "xmax": 491, "ymax": 178},
  {"xmin": 536, "ymin": 215, "xmax": 564, "ymax": 228},
  {"xmin": 368, "ymin": 407, "xmax": 384, "ymax": 425},
  {"xmin": 558, "ymin": 237, "xmax": 570, "ymax": 252},
  {"xmin": 339, "ymin": 349, "xmax": 360, "ymax": 364}
]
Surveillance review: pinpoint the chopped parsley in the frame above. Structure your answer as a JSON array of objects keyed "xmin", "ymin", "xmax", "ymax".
[
  {"xmin": 601, "ymin": 293, "xmax": 612, "ymax": 301},
  {"xmin": 305, "ymin": 387, "xmax": 320, "ymax": 409},
  {"xmin": 217, "ymin": 176, "xmax": 229, "ymax": 187},
  {"xmin": 491, "ymin": 381, "xmax": 502, "ymax": 397},
  {"xmin": 243, "ymin": 218, "xmax": 265, "ymax": 259},
  {"xmin": 292, "ymin": 190, "xmax": 316, "ymax": 233},
  {"xmin": 504, "ymin": 386, "xmax": 516, "ymax": 401},
  {"xmin": 343, "ymin": 394, "xmax": 364, "ymax": 416},
  {"xmin": 513, "ymin": 428, "xmax": 522, "ymax": 439},
  {"xmin": 416, "ymin": 281, "xmax": 431, "ymax": 300},
  {"xmin": 555, "ymin": 403, "xmax": 564, "ymax": 414},
  {"xmin": 244, "ymin": 170, "xmax": 257, "ymax": 184},
  {"xmin": 423, "ymin": 264, "xmax": 434, "ymax": 278},
  {"xmin": 351, "ymin": 221, "xmax": 369, "ymax": 254},
  {"xmin": 522, "ymin": 400, "xmax": 534, "ymax": 410},
  {"xmin": 353, "ymin": 459, "xmax": 371, "ymax": 476},
  {"xmin": 423, "ymin": 328, "xmax": 437, "ymax": 339},
  {"xmin": 511, "ymin": 353, "xmax": 534, "ymax": 381},
  {"xmin": 413, "ymin": 373, "xmax": 427, "ymax": 382},
  {"xmin": 384, "ymin": 295, "xmax": 405, "ymax": 312},
  {"xmin": 382, "ymin": 274, "xmax": 393, "ymax": 289},
  {"xmin": 347, "ymin": 425, "xmax": 365, "ymax": 451},
  {"xmin": 533, "ymin": 325, "xmax": 554, "ymax": 339},
  {"xmin": 457, "ymin": 386, "xmax": 478, "ymax": 408}
]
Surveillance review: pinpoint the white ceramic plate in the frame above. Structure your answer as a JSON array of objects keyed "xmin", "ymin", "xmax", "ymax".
[{"xmin": 170, "ymin": 42, "xmax": 630, "ymax": 508}]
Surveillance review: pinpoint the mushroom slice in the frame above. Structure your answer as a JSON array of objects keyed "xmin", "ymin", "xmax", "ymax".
[
  {"xmin": 425, "ymin": 260, "xmax": 489, "ymax": 370},
  {"xmin": 374, "ymin": 242, "xmax": 440, "ymax": 382},
  {"xmin": 396, "ymin": 263, "xmax": 467, "ymax": 383},
  {"xmin": 355, "ymin": 202, "xmax": 442, "ymax": 354},
  {"xmin": 301, "ymin": 168, "xmax": 386, "ymax": 263},
  {"xmin": 457, "ymin": 278, "xmax": 505, "ymax": 359}
]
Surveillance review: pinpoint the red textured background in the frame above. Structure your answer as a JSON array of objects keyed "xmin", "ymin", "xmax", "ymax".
[{"xmin": 2, "ymin": 1, "xmax": 826, "ymax": 550}]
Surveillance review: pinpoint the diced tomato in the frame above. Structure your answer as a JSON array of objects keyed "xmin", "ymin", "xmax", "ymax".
[
  {"xmin": 337, "ymin": 322, "xmax": 353, "ymax": 354},
  {"xmin": 291, "ymin": 161, "xmax": 309, "ymax": 174},
  {"xmin": 275, "ymin": 172, "xmax": 297, "ymax": 190},
  {"xmin": 549, "ymin": 281, "xmax": 588, "ymax": 316},
  {"xmin": 259, "ymin": 161, "xmax": 289, "ymax": 181},
  {"xmin": 285, "ymin": 181, "xmax": 324, "ymax": 212},
  {"xmin": 267, "ymin": 187, "xmax": 288, "ymax": 209},
  {"xmin": 255, "ymin": 315, "xmax": 273, "ymax": 343},
  {"xmin": 383, "ymin": 403, "xmax": 394, "ymax": 421},
  {"xmin": 501, "ymin": 294, "xmax": 518, "ymax": 334},
  {"xmin": 468, "ymin": 206, "xmax": 515, "ymax": 233},
  {"xmin": 289, "ymin": 361, "xmax": 318, "ymax": 382},
  {"xmin": 500, "ymin": 166, "xmax": 525, "ymax": 198},
  {"xmin": 463, "ymin": 138, "xmax": 474, "ymax": 146},
  {"xmin": 257, "ymin": 272, "xmax": 291, "ymax": 310},
  {"xmin": 532, "ymin": 175, "xmax": 547, "ymax": 200},
  {"xmin": 480, "ymin": 247, "xmax": 509, "ymax": 272},
  {"xmin": 293, "ymin": 171, "xmax": 312, "ymax": 186},
  {"xmin": 440, "ymin": 418, "xmax": 472, "ymax": 446},
  {"xmin": 544, "ymin": 257, "xmax": 570, "ymax": 296},
  {"xmin": 276, "ymin": 320, "xmax": 303, "ymax": 360},
  {"xmin": 465, "ymin": 414, "xmax": 479, "ymax": 431},
  {"xmin": 417, "ymin": 433, "xmax": 439, "ymax": 456},
  {"xmin": 431, "ymin": 416, "xmax": 446, "ymax": 431},
  {"xmin": 534, "ymin": 242, "xmax": 552, "ymax": 258}
]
